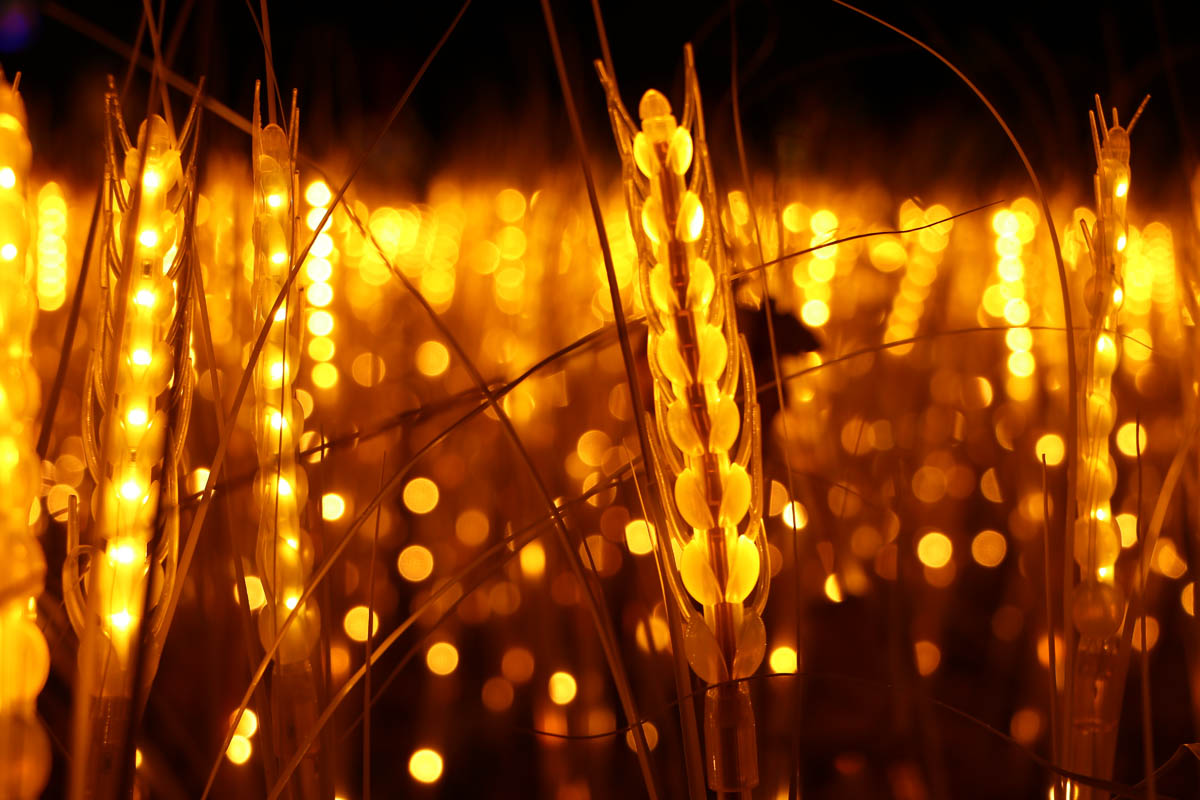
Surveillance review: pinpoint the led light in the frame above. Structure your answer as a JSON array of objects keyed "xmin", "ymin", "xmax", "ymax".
[
  {"xmin": 126, "ymin": 407, "xmax": 148, "ymax": 427},
  {"xmin": 408, "ymin": 749, "xmax": 443, "ymax": 784},
  {"xmin": 142, "ymin": 170, "xmax": 160, "ymax": 191},
  {"xmin": 0, "ymin": 243, "xmax": 16, "ymax": 261},
  {"xmin": 1115, "ymin": 181, "xmax": 1128, "ymax": 198},
  {"xmin": 548, "ymin": 671, "xmax": 577, "ymax": 704},
  {"xmin": 138, "ymin": 229, "xmax": 158, "ymax": 248},
  {"xmin": 267, "ymin": 193, "xmax": 283, "ymax": 208},
  {"xmin": 1116, "ymin": 234, "xmax": 1127, "ymax": 252},
  {"xmin": 268, "ymin": 411, "xmax": 285, "ymax": 430},
  {"xmin": 283, "ymin": 595, "xmax": 299, "ymax": 610},
  {"xmin": 120, "ymin": 479, "xmax": 142, "ymax": 500},
  {"xmin": 133, "ymin": 289, "xmax": 156, "ymax": 307},
  {"xmin": 110, "ymin": 610, "xmax": 133, "ymax": 630},
  {"xmin": 109, "ymin": 542, "xmax": 139, "ymax": 564},
  {"xmin": 270, "ymin": 250, "xmax": 286, "ymax": 265},
  {"xmin": 131, "ymin": 349, "xmax": 152, "ymax": 366},
  {"xmin": 0, "ymin": 166, "xmax": 15, "ymax": 188}
]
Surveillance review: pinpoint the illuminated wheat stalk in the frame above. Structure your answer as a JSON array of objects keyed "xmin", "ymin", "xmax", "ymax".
[
  {"xmin": 249, "ymin": 85, "xmax": 324, "ymax": 795},
  {"xmin": 67, "ymin": 85, "xmax": 199, "ymax": 795},
  {"xmin": 0, "ymin": 72, "xmax": 51, "ymax": 800},
  {"xmin": 1065, "ymin": 93, "xmax": 1147, "ymax": 799},
  {"xmin": 599, "ymin": 49, "xmax": 767, "ymax": 793}
]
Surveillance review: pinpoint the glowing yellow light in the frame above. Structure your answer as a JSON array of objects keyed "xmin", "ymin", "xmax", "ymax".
[
  {"xmin": 1007, "ymin": 350, "xmax": 1035, "ymax": 377},
  {"xmin": 120, "ymin": 479, "xmax": 143, "ymax": 500},
  {"xmin": 495, "ymin": 188, "xmax": 526, "ymax": 222},
  {"xmin": 1116, "ymin": 234, "xmax": 1127, "ymax": 252},
  {"xmin": 225, "ymin": 735, "xmax": 252, "ymax": 765},
  {"xmin": 268, "ymin": 410, "xmax": 285, "ymax": 430},
  {"xmin": 131, "ymin": 349, "xmax": 152, "ymax": 366},
  {"xmin": 142, "ymin": 170, "xmax": 160, "ymax": 191},
  {"xmin": 308, "ymin": 310, "xmax": 334, "ymax": 337},
  {"xmin": 415, "ymin": 340, "xmax": 451, "ymax": 377},
  {"xmin": 270, "ymin": 250, "xmax": 286, "ymax": 265},
  {"xmin": 0, "ymin": 166, "xmax": 15, "ymax": 189},
  {"xmin": 308, "ymin": 281, "xmax": 333, "ymax": 307},
  {"xmin": 110, "ymin": 610, "xmax": 133, "ymax": 630},
  {"xmin": 971, "ymin": 530, "xmax": 1007, "ymax": 567},
  {"xmin": 232, "ymin": 709, "xmax": 258, "ymax": 738},
  {"xmin": 397, "ymin": 545, "xmax": 434, "ymax": 582},
  {"xmin": 305, "ymin": 180, "xmax": 332, "ymax": 208},
  {"xmin": 312, "ymin": 362, "xmax": 338, "ymax": 388},
  {"xmin": 126, "ymin": 407, "xmax": 148, "ymax": 427},
  {"xmin": 133, "ymin": 289, "xmax": 156, "ymax": 307},
  {"xmin": 343, "ymin": 606, "xmax": 379, "ymax": 643},
  {"xmin": 823, "ymin": 573, "xmax": 842, "ymax": 603},
  {"xmin": 810, "ymin": 208, "xmax": 838, "ymax": 235},
  {"xmin": 769, "ymin": 646, "xmax": 798, "ymax": 674},
  {"xmin": 138, "ymin": 229, "xmax": 158, "ymax": 248},
  {"xmin": 548, "ymin": 671, "xmax": 577, "ymax": 705},
  {"xmin": 1034, "ymin": 433, "xmax": 1064, "ymax": 466},
  {"xmin": 801, "ymin": 299, "xmax": 830, "ymax": 327},
  {"xmin": 519, "ymin": 541, "xmax": 546, "ymax": 579},
  {"xmin": 624, "ymin": 519, "xmax": 655, "ymax": 555},
  {"xmin": 1113, "ymin": 286, "xmax": 1123, "ymax": 305},
  {"xmin": 275, "ymin": 476, "xmax": 293, "ymax": 497},
  {"xmin": 403, "ymin": 477, "xmax": 439, "ymax": 514},
  {"xmin": 266, "ymin": 193, "xmax": 283, "ymax": 208},
  {"xmin": 782, "ymin": 501, "xmax": 808, "ymax": 530},
  {"xmin": 1116, "ymin": 513, "xmax": 1138, "ymax": 548},
  {"xmin": 135, "ymin": 749, "xmax": 142, "ymax": 768},
  {"xmin": 311, "ymin": 233, "xmax": 334, "ymax": 259},
  {"xmin": 408, "ymin": 748, "xmax": 443, "ymax": 784},
  {"xmin": 917, "ymin": 532, "xmax": 953, "ymax": 568},
  {"xmin": 1115, "ymin": 422, "xmax": 1146, "ymax": 457},
  {"xmin": 1115, "ymin": 181, "xmax": 1128, "ymax": 198},
  {"xmin": 283, "ymin": 595, "xmax": 299, "ymax": 611},
  {"xmin": 305, "ymin": 257, "xmax": 332, "ymax": 282},
  {"xmin": 239, "ymin": 575, "xmax": 267, "ymax": 611},
  {"xmin": 321, "ymin": 492, "xmax": 345, "ymax": 520},
  {"xmin": 284, "ymin": 536, "xmax": 299, "ymax": 550},
  {"xmin": 109, "ymin": 540, "xmax": 139, "ymax": 564},
  {"xmin": 914, "ymin": 641, "xmax": 941, "ymax": 676},
  {"xmin": 426, "ymin": 642, "xmax": 460, "ymax": 675}
]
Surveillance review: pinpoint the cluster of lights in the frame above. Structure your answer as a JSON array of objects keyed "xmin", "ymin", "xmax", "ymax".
[
  {"xmin": 303, "ymin": 179, "xmax": 339, "ymax": 389},
  {"xmin": 0, "ymin": 75, "xmax": 51, "ymax": 800},
  {"xmin": 881, "ymin": 200, "xmax": 953, "ymax": 355},
  {"xmin": 986, "ymin": 201, "xmax": 1039, "ymax": 400},
  {"xmin": 34, "ymin": 182, "xmax": 67, "ymax": 310}
]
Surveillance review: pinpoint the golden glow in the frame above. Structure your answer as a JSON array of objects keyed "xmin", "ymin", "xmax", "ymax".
[
  {"xmin": 914, "ymin": 640, "xmax": 941, "ymax": 676},
  {"xmin": 1115, "ymin": 422, "xmax": 1146, "ymax": 457},
  {"xmin": 225, "ymin": 734, "xmax": 252, "ymax": 765},
  {"xmin": 769, "ymin": 646, "xmax": 799, "ymax": 673},
  {"xmin": 548, "ymin": 671, "xmax": 578, "ymax": 704},
  {"xmin": 398, "ymin": 545, "xmax": 434, "ymax": 582},
  {"xmin": 917, "ymin": 532, "xmax": 953, "ymax": 568},
  {"xmin": 1115, "ymin": 180, "xmax": 1128, "ymax": 198},
  {"xmin": 0, "ymin": 166, "xmax": 14, "ymax": 188},
  {"xmin": 1034, "ymin": 433, "xmax": 1065, "ymax": 466},
  {"xmin": 343, "ymin": 606, "xmax": 378, "ymax": 642},
  {"xmin": 971, "ymin": 530, "xmax": 1007, "ymax": 567},
  {"xmin": 131, "ymin": 348, "xmax": 152, "ymax": 366},
  {"xmin": 307, "ymin": 310, "xmax": 334, "ymax": 337},
  {"xmin": 408, "ymin": 748, "xmax": 444, "ymax": 784},
  {"xmin": 782, "ymin": 501, "xmax": 807, "ymax": 530},
  {"xmin": 305, "ymin": 180, "xmax": 333, "ymax": 208},
  {"xmin": 624, "ymin": 519, "xmax": 655, "ymax": 555},
  {"xmin": 126, "ymin": 407, "xmax": 148, "ymax": 427},
  {"xmin": 232, "ymin": 709, "xmax": 258, "ymax": 738},
  {"xmin": 403, "ymin": 477, "xmax": 439, "ymax": 514},
  {"xmin": 823, "ymin": 574, "xmax": 842, "ymax": 603},
  {"xmin": 415, "ymin": 340, "xmax": 451, "ymax": 377},
  {"xmin": 321, "ymin": 492, "xmax": 346, "ymax": 521},
  {"xmin": 133, "ymin": 288, "xmax": 156, "ymax": 307},
  {"xmin": 426, "ymin": 642, "xmax": 459, "ymax": 675},
  {"xmin": 312, "ymin": 362, "xmax": 338, "ymax": 388}
]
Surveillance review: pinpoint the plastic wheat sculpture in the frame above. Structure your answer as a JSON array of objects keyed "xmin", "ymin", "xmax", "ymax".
[
  {"xmin": 0, "ymin": 72, "xmax": 51, "ymax": 800},
  {"xmin": 598, "ymin": 47, "xmax": 768, "ymax": 792},
  {"xmin": 1066, "ymin": 93, "xmax": 1148, "ymax": 799},
  {"xmin": 66, "ymin": 86, "xmax": 200, "ymax": 796},
  {"xmin": 250, "ymin": 85, "xmax": 324, "ymax": 797}
]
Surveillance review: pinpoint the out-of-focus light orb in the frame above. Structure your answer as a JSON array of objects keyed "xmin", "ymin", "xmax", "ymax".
[
  {"xmin": 398, "ymin": 545, "xmax": 434, "ymax": 582},
  {"xmin": 415, "ymin": 340, "xmax": 450, "ymax": 377},
  {"xmin": 801, "ymin": 299, "xmax": 830, "ymax": 327},
  {"xmin": 548, "ymin": 671, "xmax": 577, "ymax": 705},
  {"xmin": 1182, "ymin": 583, "xmax": 1194, "ymax": 616},
  {"xmin": 305, "ymin": 257, "xmax": 332, "ymax": 282},
  {"xmin": 482, "ymin": 676, "xmax": 514, "ymax": 711},
  {"xmin": 519, "ymin": 541, "xmax": 546, "ymax": 579},
  {"xmin": 971, "ymin": 530, "xmax": 1007, "ymax": 567},
  {"xmin": 403, "ymin": 477, "xmax": 439, "ymax": 514},
  {"xmin": 782, "ymin": 501, "xmax": 807, "ymax": 530},
  {"xmin": 810, "ymin": 208, "xmax": 838, "ymax": 236},
  {"xmin": 1115, "ymin": 422, "xmax": 1146, "ymax": 457},
  {"xmin": 308, "ymin": 281, "xmax": 333, "ymax": 307},
  {"xmin": 305, "ymin": 180, "xmax": 332, "ymax": 208},
  {"xmin": 496, "ymin": 188, "xmax": 526, "ymax": 222},
  {"xmin": 343, "ymin": 606, "xmax": 379, "ymax": 643},
  {"xmin": 226, "ymin": 734, "xmax": 252, "ymax": 765},
  {"xmin": 237, "ymin": 575, "xmax": 267, "ymax": 611},
  {"xmin": 321, "ymin": 493, "xmax": 346, "ymax": 521},
  {"xmin": 625, "ymin": 722, "xmax": 659, "ymax": 752},
  {"xmin": 624, "ymin": 519, "xmax": 655, "ymax": 555},
  {"xmin": 823, "ymin": 574, "xmax": 842, "ymax": 603},
  {"xmin": 231, "ymin": 709, "xmax": 258, "ymax": 738},
  {"xmin": 351, "ymin": 353, "xmax": 387, "ymax": 387},
  {"xmin": 1010, "ymin": 708, "xmax": 1042, "ymax": 745},
  {"xmin": 917, "ymin": 532, "xmax": 953, "ymax": 568},
  {"xmin": 408, "ymin": 748, "xmax": 443, "ymax": 783},
  {"xmin": 502, "ymin": 647, "xmax": 535, "ymax": 683},
  {"xmin": 914, "ymin": 641, "xmax": 940, "ymax": 676},
  {"xmin": 1131, "ymin": 617, "xmax": 1159, "ymax": 651},
  {"xmin": 312, "ymin": 362, "xmax": 338, "ymax": 389},
  {"xmin": 1115, "ymin": 513, "xmax": 1138, "ymax": 548},
  {"xmin": 308, "ymin": 310, "xmax": 334, "ymax": 337},
  {"xmin": 769, "ymin": 646, "xmax": 798, "ymax": 674},
  {"xmin": 307, "ymin": 336, "xmax": 335, "ymax": 362},
  {"xmin": 456, "ymin": 509, "xmax": 489, "ymax": 546},
  {"xmin": 1034, "ymin": 434, "xmax": 1065, "ymax": 466},
  {"xmin": 426, "ymin": 642, "xmax": 459, "ymax": 675},
  {"xmin": 1007, "ymin": 350, "xmax": 1035, "ymax": 377}
]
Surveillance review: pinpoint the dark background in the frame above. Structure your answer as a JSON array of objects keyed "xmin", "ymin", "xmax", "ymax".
[{"xmin": 4, "ymin": 0, "xmax": 1200, "ymax": 210}]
